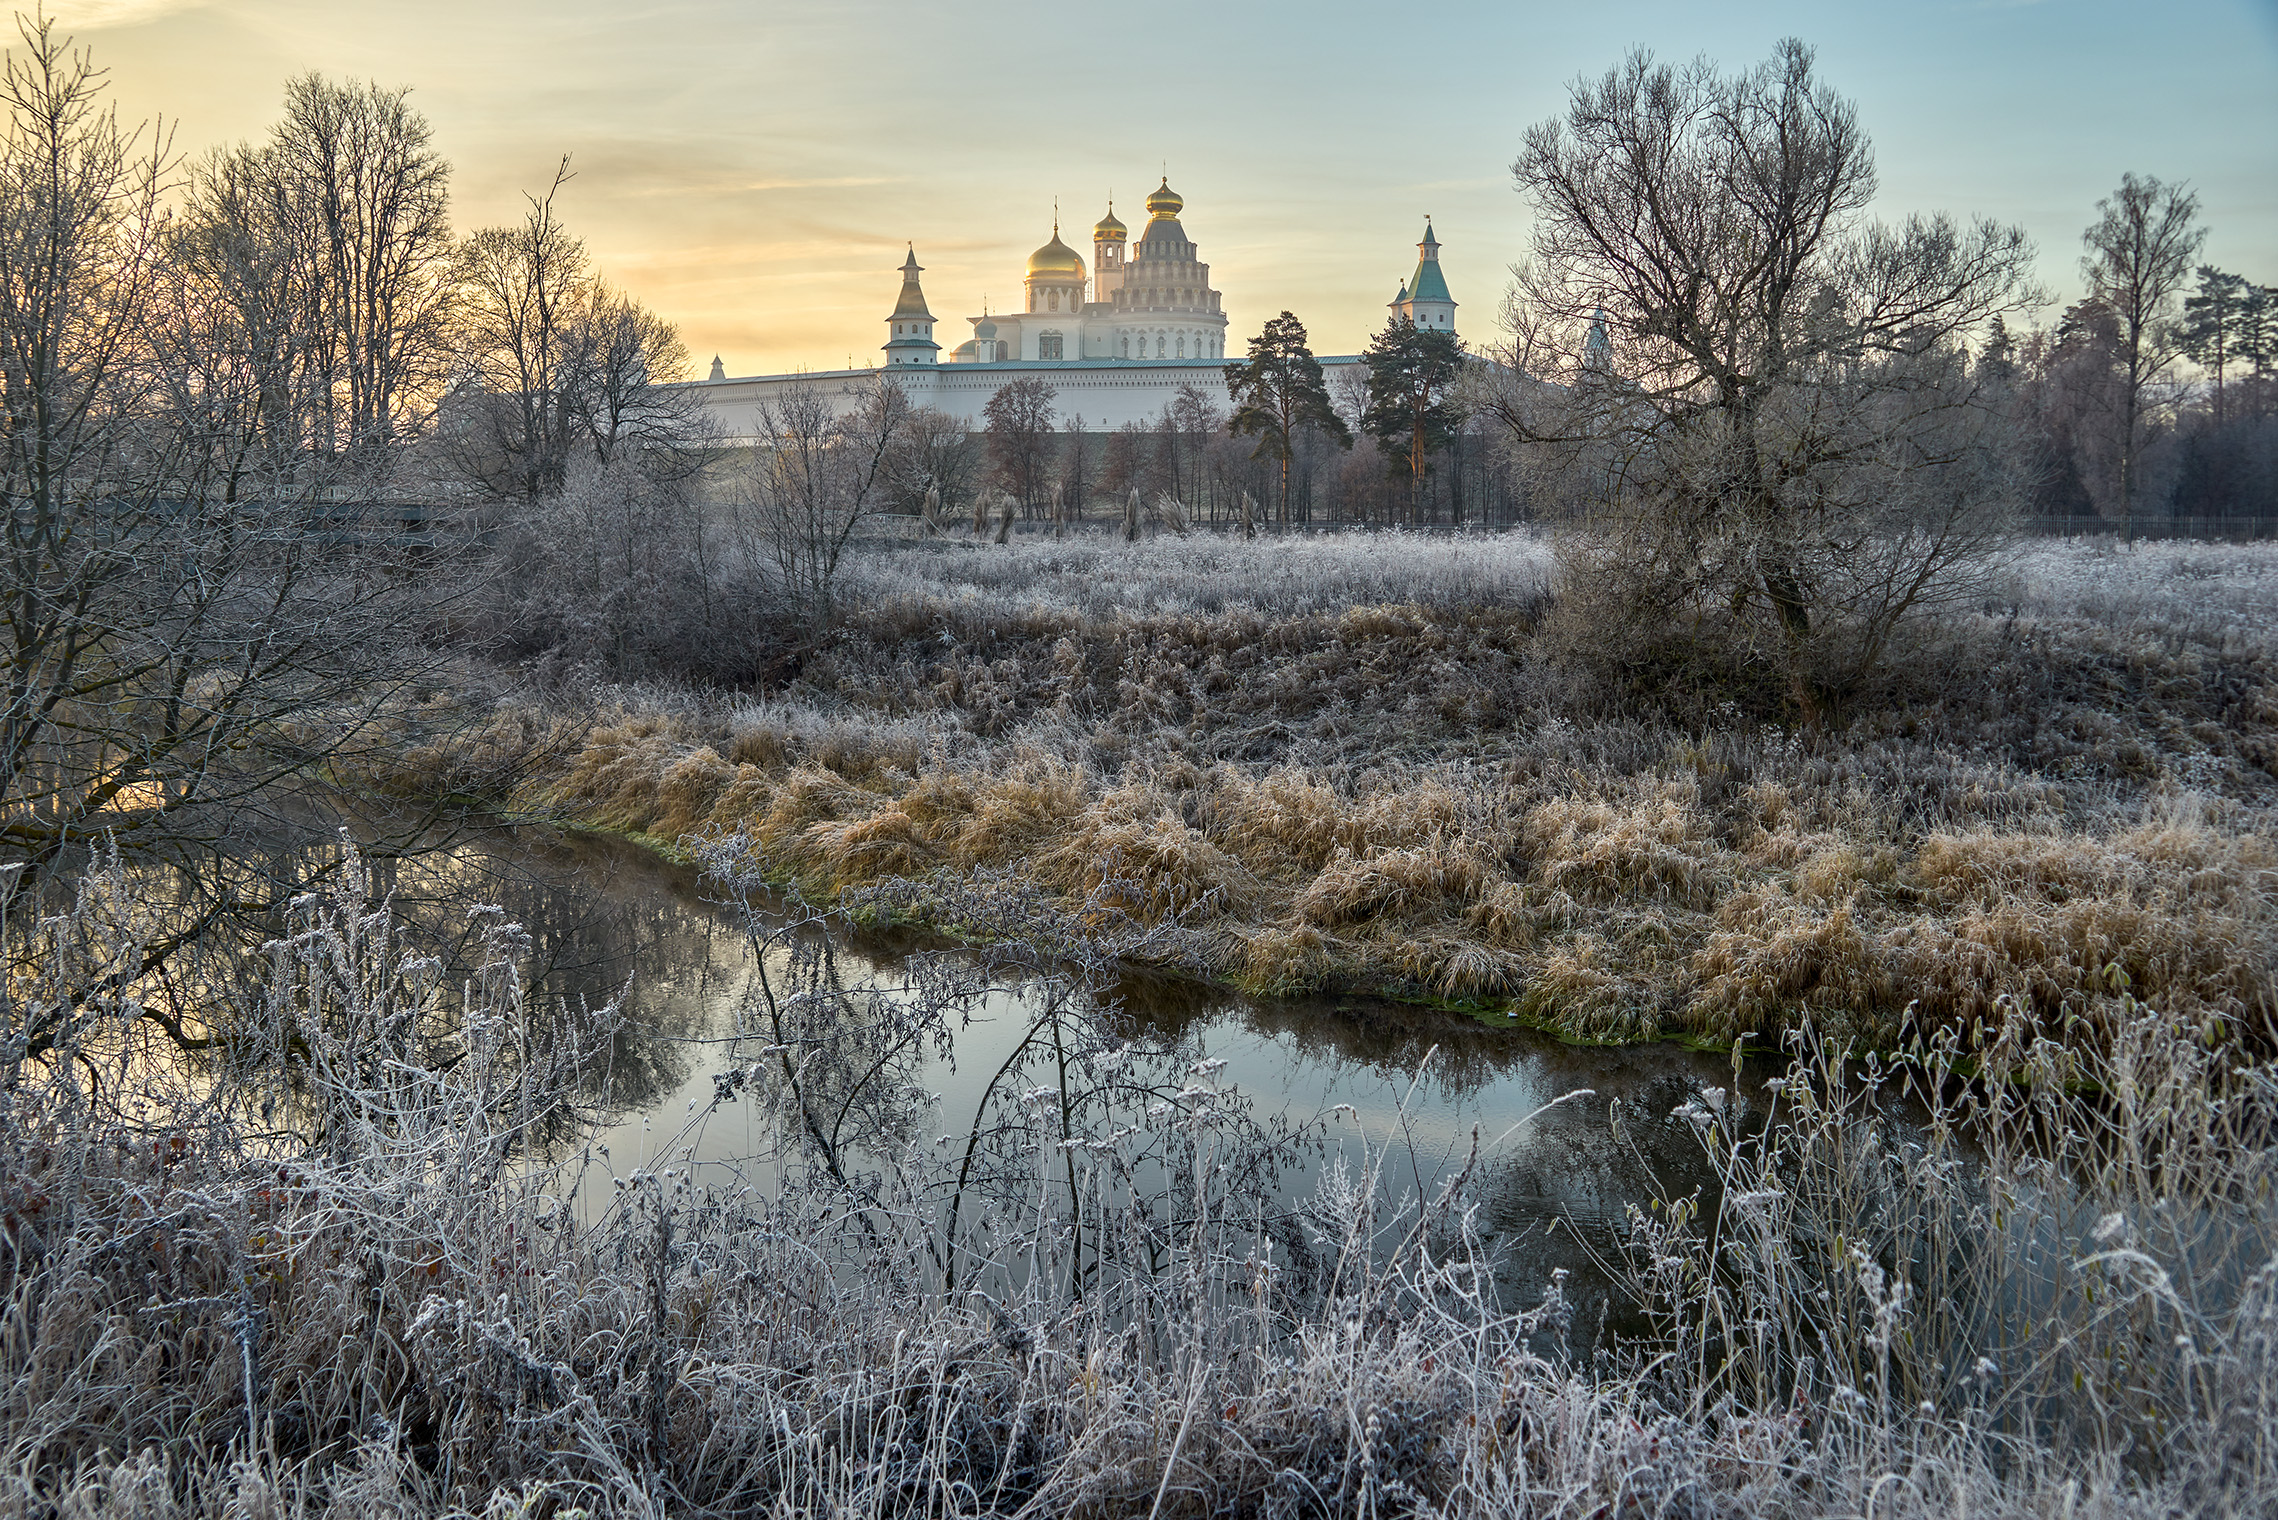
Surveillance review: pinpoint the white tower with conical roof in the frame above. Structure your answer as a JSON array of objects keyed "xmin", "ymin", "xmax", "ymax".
[
  {"xmin": 1390, "ymin": 219, "xmax": 1457, "ymax": 336},
  {"xmin": 882, "ymin": 246, "xmax": 940, "ymax": 367}
]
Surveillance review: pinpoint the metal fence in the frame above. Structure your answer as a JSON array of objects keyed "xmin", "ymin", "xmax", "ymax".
[{"xmin": 2030, "ymin": 515, "xmax": 2278, "ymax": 542}]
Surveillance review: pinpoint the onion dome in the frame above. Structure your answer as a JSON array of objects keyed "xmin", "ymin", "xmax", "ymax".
[
  {"xmin": 975, "ymin": 313, "xmax": 997, "ymax": 340},
  {"xmin": 1093, "ymin": 203, "xmax": 1127, "ymax": 242},
  {"xmin": 1026, "ymin": 225, "xmax": 1087, "ymax": 282},
  {"xmin": 1144, "ymin": 177, "xmax": 1183, "ymax": 219}
]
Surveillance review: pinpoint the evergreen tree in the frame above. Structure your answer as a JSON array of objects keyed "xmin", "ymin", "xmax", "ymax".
[
  {"xmin": 1360, "ymin": 317, "xmax": 1465, "ymax": 523},
  {"xmin": 1977, "ymin": 314, "xmax": 2018, "ymax": 388},
  {"xmin": 1224, "ymin": 311, "xmax": 1350, "ymax": 529},
  {"xmin": 2238, "ymin": 283, "xmax": 2276, "ymax": 381},
  {"xmin": 2179, "ymin": 266, "xmax": 2252, "ymax": 423}
]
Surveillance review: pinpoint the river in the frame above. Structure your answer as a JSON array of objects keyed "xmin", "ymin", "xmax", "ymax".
[{"xmin": 375, "ymin": 817, "xmax": 1770, "ymax": 1318}]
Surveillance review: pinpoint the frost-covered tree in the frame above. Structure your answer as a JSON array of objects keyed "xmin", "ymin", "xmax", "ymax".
[
  {"xmin": 1484, "ymin": 40, "xmax": 2039, "ymax": 703},
  {"xmin": 733, "ymin": 376, "xmax": 909, "ymax": 611},
  {"xmin": 2081, "ymin": 174, "xmax": 2205, "ymax": 525},
  {"xmin": 0, "ymin": 14, "xmax": 452, "ymax": 928}
]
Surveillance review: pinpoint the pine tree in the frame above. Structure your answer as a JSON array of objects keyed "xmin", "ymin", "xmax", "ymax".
[
  {"xmin": 1225, "ymin": 312, "xmax": 1351, "ymax": 528},
  {"xmin": 2179, "ymin": 266, "xmax": 2252, "ymax": 423},
  {"xmin": 2235, "ymin": 284, "xmax": 2276, "ymax": 381},
  {"xmin": 1360, "ymin": 317, "xmax": 1466, "ymax": 523},
  {"xmin": 1977, "ymin": 314, "xmax": 2018, "ymax": 388}
]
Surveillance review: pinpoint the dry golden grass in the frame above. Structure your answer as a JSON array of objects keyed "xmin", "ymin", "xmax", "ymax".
[
  {"xmin": 407, "ymin": 720, "xmax": 2274, "ymax": 1050},
  {"xmin": 390, "ymin": 535, "xmax": 2278, "ymax": 1052},
  {"xmin": 1295, "ymin": 844, "xmax": 1490, "ymax": 927},
  {"xmin": 1036, "ymin": 800, "xmax": 1258, "ymax": 924},
  {"xmin": 1523, "ymin": 791, "xmax": 1724, "ymax": 910}
]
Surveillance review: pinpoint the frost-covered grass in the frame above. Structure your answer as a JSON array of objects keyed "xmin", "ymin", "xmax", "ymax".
[
  {"xmin": 4, "ymin": 847, "xmax": 2272, "ymax": 1517},
  {"xmin": 2007, "ymin": 536, "xmax": 2278, "ymax": 636},
  {"xmin": 840, "ymin": 528, "xmax": 1557, "ymax": 623},
  {"xmin": 380, "ymin": 532, "xmax": 2278, "ymax": 1054}
]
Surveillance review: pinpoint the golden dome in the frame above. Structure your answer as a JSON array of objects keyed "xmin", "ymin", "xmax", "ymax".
[
  {"xmin": 1144, "ymin": 177, "xmax": 1183, "ymax": 219},
  {"xmin": 1025, "ymin": 226, "xmax": 1087, "ymax": 282},
  {"xmin": 1093, "ymin": 203, "xmax": 1127, "ymax": 241}
]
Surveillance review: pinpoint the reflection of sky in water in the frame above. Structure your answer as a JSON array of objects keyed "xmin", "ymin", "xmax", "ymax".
[{"xmin": 440, "ymin": 822, "xmax": 1754, "ymax": 1303}]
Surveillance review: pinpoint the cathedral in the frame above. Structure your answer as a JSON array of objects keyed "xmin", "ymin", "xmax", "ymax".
[
  {"xmin": 940, "ymin": 178, "xmax": 1230, "ymax": 364},
  {"xmin": 698, "ymin": 178, "xmax": 1458, "ymax": 435}
]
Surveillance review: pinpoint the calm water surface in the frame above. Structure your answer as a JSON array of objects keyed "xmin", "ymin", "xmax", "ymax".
[{"xmin": 394, "ymin": 821, "xmax": 1766, "ymax": 1307}]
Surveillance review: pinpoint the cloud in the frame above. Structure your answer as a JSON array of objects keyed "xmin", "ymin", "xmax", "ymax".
[
  {"xmin": 42, "ymin": 1, "xmax": 209, "ymax": 28},
  {"xmin": 609, "ymin": 173, "xmax": 901, "ymax": 200},
  {"xmin": 739, "ymin": 176, "xmax": 898, "ymax": 193}
]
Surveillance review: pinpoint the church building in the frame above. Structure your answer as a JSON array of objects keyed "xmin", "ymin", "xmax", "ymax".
[
  {"xmin": 945, "ymin": 179, "xmax": 1230, "ymax": 365},
  {"xmin": 684, "ymin": 180, "xmax": 1456, "ymax": 438}
]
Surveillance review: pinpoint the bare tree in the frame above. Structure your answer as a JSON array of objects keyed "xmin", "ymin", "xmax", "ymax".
[
  {"xmin": 2081, "ymin": 174, "xmax": 2205, "ymax": 531},
  {"xmin": 270, "ymin": 74, "xmax": 458, "ymax": 466},
  {"xmin": 731, "ymin": 376, "xmax": 908, "ymax": 611},
  {"xmin": 0, "ymin": 15, "xmax": 453, "ymax": 935},
  {"xmin": 1099, "ymin": 420, "xmax": 1145, "ymax": 503},
  {"xmin": 885, "ymin": 404, "xmax": 981, "ymax": 524},
  {"xmin": 566, "ymin": 280, "xmax": 711, "ymax": 476},
  {"xmin": 448, "ymin": 160, "xmax": 589, "ymax": 503},
  {"xmin": 156, "ymin": 145, "xmax": 303, "ymax": 502},
  {"xmin": 1485, "ymin": 40, "xmax": 2039, "ymax": 704},
  {"xmin": 983, "ymin": 377, "xmax": 1056, "ymax": 514},
  {"xmin": 447, "ymin": 167, "xmax": 705, "ymax": 504},
  {"xmin": 1168, "ymin": 383, "xmax": 1224, "ymax": 511},
  {"xmin": 1057, "ymin": 412, "xmax": 1091, "ymax": 523},
  {"xmin": 165, "ymin": 73, "xmax": 456, "ymax": 483}
]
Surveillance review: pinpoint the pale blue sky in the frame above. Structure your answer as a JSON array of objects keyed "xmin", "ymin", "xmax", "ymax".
[{"xmin": 48, "ymin": 0, "xmax": 2278, "ymax": 373}]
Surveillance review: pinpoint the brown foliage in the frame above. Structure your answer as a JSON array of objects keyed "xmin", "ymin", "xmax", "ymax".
[{"xmin": 402, "ymin": 535, "xmax": 2278, "ymax": 1051}]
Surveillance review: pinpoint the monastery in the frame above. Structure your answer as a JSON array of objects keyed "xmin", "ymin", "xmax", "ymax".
[{"xmin": 684, "ymin": 177, "xmax": 1457, "ymax": 437}]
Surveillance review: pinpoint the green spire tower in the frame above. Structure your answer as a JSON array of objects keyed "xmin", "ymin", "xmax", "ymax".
[{"xmin": 1389, "ymin": 219, "xmax": 1457, "ymax": 336}]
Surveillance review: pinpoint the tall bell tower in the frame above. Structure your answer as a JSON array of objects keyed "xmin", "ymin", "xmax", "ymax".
[{"xmin": 1091, "ymin": 201, "xmax": 1128, "ymax": 303}]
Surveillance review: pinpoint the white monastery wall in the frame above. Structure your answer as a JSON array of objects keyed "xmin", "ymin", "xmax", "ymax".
[{"xmin": 682, "ymin": 357, "xmax": 1365, "ymax": 440}]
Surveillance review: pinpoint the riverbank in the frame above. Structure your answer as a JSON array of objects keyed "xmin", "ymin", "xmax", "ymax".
[
  {"xmin": 11, "ymin": 828, "xmax": 2273, "ymax": 1519},
  {"xmin": 384, "ymin": 531, "xmax": 2278, "ymax": 1053}
]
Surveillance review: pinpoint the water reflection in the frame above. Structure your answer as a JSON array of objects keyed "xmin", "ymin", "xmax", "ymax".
[{"xmin": 388, "ymin": 820, "xmax": 1767, "ymax": 1310}]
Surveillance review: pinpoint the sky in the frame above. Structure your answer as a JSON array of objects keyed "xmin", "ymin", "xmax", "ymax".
[{"xmin": 39, "ymin": 0, "xmax": 2278, "ymax": 377}]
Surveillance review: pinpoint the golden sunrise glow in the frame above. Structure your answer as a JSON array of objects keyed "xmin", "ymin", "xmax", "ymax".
[{"xmin": 38, "ymin": 0, "xmax": 2278, "ymax": 376}]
